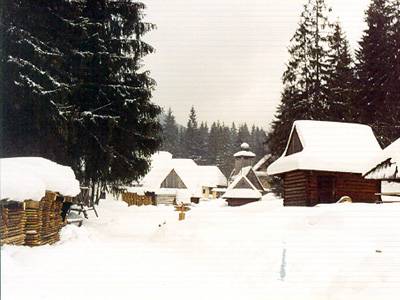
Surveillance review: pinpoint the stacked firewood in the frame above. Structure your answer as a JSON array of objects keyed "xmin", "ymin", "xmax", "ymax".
[
  {"xmin": 24, "ymin": 192, "xmax": 64, "ymax": 246},
  {"xmin": 0, "ymin": 201, "xmax": 26, "ymax": 246},
  {"xmin": 122, "ymin": 192, "xmax": 153, "ymax": 206}
]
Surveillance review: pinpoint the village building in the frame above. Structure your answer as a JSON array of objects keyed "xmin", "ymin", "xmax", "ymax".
[
  {"xmin": 253, "ymin": 153, "xmax": 272, "ymax": 189},
  {"xmin": 364, "ymin": 137, "xmax": 400, "ymax": 199},
  {"xmin": 267, "ymin": 120, "xmax": 382, "ymax": 206},
  {"xmin": 223, "ymin": 166, "xmax": 265, "ymax": 206},
  {"xmin": 229, "ymin": 143, "xmax": 256, "ymax": 182},
  {"xmin": 128, "ymin": 151, "xmax": 227, "ymax": 205}
]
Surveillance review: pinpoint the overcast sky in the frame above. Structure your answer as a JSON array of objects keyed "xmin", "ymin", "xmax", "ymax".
[{"xmin": 142, "ymin": 0, "xmax": 371, "ymax": 128}]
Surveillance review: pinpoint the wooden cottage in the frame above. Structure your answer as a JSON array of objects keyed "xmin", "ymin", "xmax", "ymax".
[
  {"xmin": 364, "ymin": 137, "xmax": 400, "ymax": 199},
  {"xmin": 127, "ymin": 152, "xmax": 227, "ymax": 205},
  {"xmin": 223, "ymin": 167, "xmax": 265, "ymax": 206},
  {"xmin": 267, "ymin": 121, "xmax": 382, "ymax": 206}
]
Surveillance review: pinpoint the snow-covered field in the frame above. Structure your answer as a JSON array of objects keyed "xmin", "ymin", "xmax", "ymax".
[{"xmin": 3, "ymin": 195, "xmax": 400, "ymax": 300}]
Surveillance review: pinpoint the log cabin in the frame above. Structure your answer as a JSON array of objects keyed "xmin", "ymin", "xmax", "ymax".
[{"xmin": 267, "ymin": 121, "xmax": 382, "ymax": 206}]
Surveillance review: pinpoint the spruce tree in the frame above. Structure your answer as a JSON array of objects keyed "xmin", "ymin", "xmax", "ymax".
[
  {"xmin": 268, "ymin": 0, "xmax": 334, "ymax": 159},
  {"xmin": 385, "ymin": 0, "xmax": 400, "ymax": 142},
  {"xmin": 326, "ymin": 22, "xmax": 356, "ymax": 122},
  {"xmin": 1, "ymin": 1, "xmax": 163, "ymax": 196},
  {"xmin": 355, "ymin": 0, "xmax": 392, "ymax": 145},
  {"xmin": 207, "ymin": 122, "xmax": 219, "ymax": 165},
  {"xmin": 183, "ymin": 106, "xmax": 202, "ymax": 162},
  {"xmin": 198, "ymin": 122, "xmax": 209, "ymax": 165},
  {"xmin": 161, "ymin": 108, "xmax": 179, "ymax": 154},
  {"xmin": 1, "ymin": 0, "xmax": 74, "ymax": 161},
  {"xmin": 237, "ymin": 124, "xmax": 251, "ymax": 144}
]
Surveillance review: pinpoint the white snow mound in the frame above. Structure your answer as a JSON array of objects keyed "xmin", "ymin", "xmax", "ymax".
[{"xmin": 0, "ymin": 157, "xmax": 80, "ymax": 201}]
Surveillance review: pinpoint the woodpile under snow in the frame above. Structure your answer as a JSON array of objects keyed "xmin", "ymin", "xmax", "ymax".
[{"xmin": 0, "ymin": 157, "xmax": 80, "ymax": 246}]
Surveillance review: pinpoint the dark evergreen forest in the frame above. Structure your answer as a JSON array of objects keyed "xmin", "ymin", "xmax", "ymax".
[{"xmin": 160, "ymin": 107, "xmax": 267, "ymax": 176}]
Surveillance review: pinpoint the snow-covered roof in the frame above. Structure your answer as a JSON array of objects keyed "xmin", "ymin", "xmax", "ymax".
[
  {"xmin": 233, "ymin": 151, "xmax": 256, "ymax": 158},
  {"xmin": 136, "ymin": 151, "xmax": 227, "ymax": 197},
  {"xmin": 364, "ymin": 138, "xmax": 400, "ymax": 180},
  {"xmin": 222, "ymin": 169, "xmax": 262, "ymax": 200},
  {"xmin": 140, "ymin": 152, "xmax": 196, "ymax": 188},
  {"xmin": 253, "ymin": 154, "xmax": 272, "ymax": 171},
  {"xmin": 0, "ymin": 157, "xmax": 80, "ymax": 202},
  {"xmin": 234, "ymin": 142, "xmax": 256, "ymax": 158},
  {"xmin": 267, "ymin": 120, "xmax": 382, "ymax": 175},
  {"xmin": 198, "ymin": 166, "xmax": 227, "ymax": 187},
  {"xmin": 222, "ymin": 188, "xmax": 261, "ymax": 199},
  {"xmin": 235, "ymin": 166, "xmax": 265, "ymax": 191}
]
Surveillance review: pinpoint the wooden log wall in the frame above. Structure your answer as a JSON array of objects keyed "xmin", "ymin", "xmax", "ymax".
[
  {"xmin": 0, "ymin": 201, "xmax": 26, "ymax": 246},
  {"xmin": 121, "ymin": 192, "xmax": 154, "ymax": 206},
  {"xmin": 283, "ymin": 170, "xmax": 381, "ymax": 206},
  {"xmin": 308, "ymin": 171, "xmax": 380, "ymax": 204},
  {"xmin": 283, "ymin": 171, "xmax": 309, "ymax": 206}
]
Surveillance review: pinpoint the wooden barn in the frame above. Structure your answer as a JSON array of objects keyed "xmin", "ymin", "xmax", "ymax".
[
  {"xmin": 364, "ymin": 137, "xmax": 400, "ymax": 199},
  {"xmin": 223, "ymin": 167, "xmax": 264, "ymax": 206},
  {"xmin": 267, "ymin": 121, "xmax": 382, "ymax": 206}
]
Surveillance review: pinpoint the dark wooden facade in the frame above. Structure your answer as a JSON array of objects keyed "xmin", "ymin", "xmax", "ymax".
[
  {"xmin": 161, "ymin": 169, "xmax": 186, "ymax": 189},
  {"xmin": 283, "ymin": 170, "xmax": 381, "ymax": 206},
  {"xmin": 226, "ymin": 198, "xmax": 259, "ymax": 207}
]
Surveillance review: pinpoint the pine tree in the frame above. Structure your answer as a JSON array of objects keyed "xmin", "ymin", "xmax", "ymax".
[
  {"xmin": 216, "ymin": 124, "xmax": 233, "ymax": 176},
  {"xmin": 268, "ymin": 0, "xmax": 334, "ymax": 158},
  {"xmin": 355, "ymin": 0, "xmax": 392, "ymax": 145},
  {"xmin": 1, "ymin": 1, "xmax": 163, "ymax": 196},
  {"xmin": 326, "ymin": 22, "xmax": 356, "ymax": 122},
  {"xmin": 1, "ymin": 0, "xmax": 74, "ymax": 161},
  {"xmin": 65, "ymin": 1, "xmax": 162, "ymax": 194},
  {"xmin": 183, "ymin": 106, "xmax": 202, "ymax": 162},
  {"xmin": 237, "ymin": 124, "xmax": 251, "ymax": 144},
  {"xmin": 207, "ymin": 122, "xmax": 219, "ymax": 164},
  {"xmin": 385, "ymin": 0, "xmax": 400, "ymax": 142},
  {"xmin": 198, "ymin": 122, "xmax": 209, "ymax": 164},
  {"xmin": 161, "ymin": 108, "xmax": 179, "ymax": 154}
]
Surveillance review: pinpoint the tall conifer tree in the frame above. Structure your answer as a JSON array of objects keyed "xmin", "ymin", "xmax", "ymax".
[
  {"xmin": 268, "ymin": 0, "xmax": 334, "ymax": 158},
  {"xmin": 355, "ymin": 0, "xmax": 392, "ymax": 145},
  {"xmin": 326, "ymin": 22, "xmax": 356, "ymax": 121}
]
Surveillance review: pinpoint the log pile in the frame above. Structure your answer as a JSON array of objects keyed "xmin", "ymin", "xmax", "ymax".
[
  {"xmin": 0, "ymin": 201, "xmax": 26, "ymax": 246},
  {"xmin": 122, "ymin": 192, "xmax": 154, "ymax": 206},
  {"xmin": 24, "ymin": 192, "xmax": 64, "ymax": 246}
]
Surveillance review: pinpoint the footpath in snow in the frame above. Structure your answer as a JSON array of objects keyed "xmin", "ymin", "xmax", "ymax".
[{"xmin": 2, "ymin": 195, "xmax": 400, "ymax": 300}]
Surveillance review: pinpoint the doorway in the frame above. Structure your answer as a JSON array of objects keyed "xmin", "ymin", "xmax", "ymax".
[{"xmin": 317, "ymin": 176, "xmax": 336, "ymax": 203}]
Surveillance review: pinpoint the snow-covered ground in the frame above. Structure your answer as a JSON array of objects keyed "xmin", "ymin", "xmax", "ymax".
[{"xmin": 3, "ymin": 194, "xmax": 400, "ymax": 300}]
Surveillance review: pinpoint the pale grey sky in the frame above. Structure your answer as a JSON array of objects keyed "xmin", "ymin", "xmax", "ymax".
[{"xmin": 143, "ymin": 0, "xmax": 370, "ymax": 128}]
